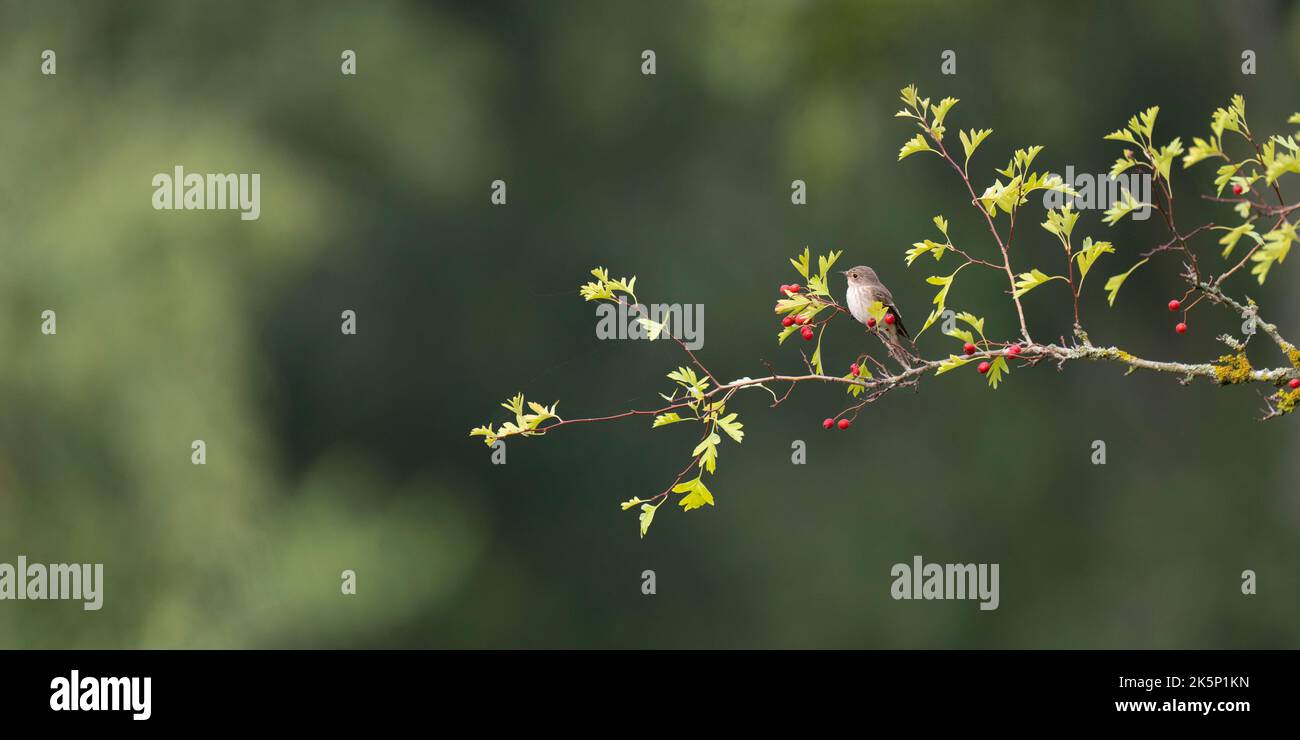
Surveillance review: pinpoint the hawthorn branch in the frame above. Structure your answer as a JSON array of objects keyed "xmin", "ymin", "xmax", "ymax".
[
  {"xmin": 1197, "ymin": 281, "xmax": 1296, "ymax": 356},
  {"xmin": 928, "ymin": 131, "xmax": 1035, "ymax": 344},
  {"xmin": 473, "ymin": 89, "xmax": 1300, "ymax": 539},
  {"xmin": 511, "ymin": 340, "xmax": 1299, "ymax": 444}
]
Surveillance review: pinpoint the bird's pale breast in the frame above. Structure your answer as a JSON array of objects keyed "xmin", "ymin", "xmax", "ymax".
[{"xmin": 846, "ymin": 283, "xmax": 873, "ymax": 325}]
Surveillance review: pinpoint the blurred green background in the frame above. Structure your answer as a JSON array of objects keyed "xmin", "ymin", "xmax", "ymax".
[{"xmin": 1, "ymin": 0, "xmax": 1298, "ymax": 648}]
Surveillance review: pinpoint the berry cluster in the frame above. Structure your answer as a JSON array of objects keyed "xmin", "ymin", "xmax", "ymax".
[
  {"xmin": 1167, "ymin": 298, "xmax": 1189, "ymax": 334},
  {"xmin": 777, "ymin": 284, "xmax": 816, "ymax": 340}
]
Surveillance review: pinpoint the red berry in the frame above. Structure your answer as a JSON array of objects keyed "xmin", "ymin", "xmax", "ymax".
[
  {"xmin": 977, "ymin": 361, "xmax": 991, "ymax": 375},
  {"xmin": 801, "ymin": 326, "xmax": 814, "ymax": 341},
  {"xmin": 850, "ymin": 363, "xmax": 859, "ymax": 377},
  {"xmin": 795, "ymin": 315, "xmax": 809, "ymax": 325},
  {"xmin": 787, "ymin": 285, "xmax": 800, "ymax": 293},
  {"xmin": 781, "ymin": 315, "xmax": 795, "ymax": 327},
  {"xmin": 1233, "ymin": 183, "xmax": 1244, "ymax": 195},
  {"xmin": 1008, "ymin": 344, "xmax": 1022, "ymax": 356},
  {"xmin": 866, "ymin": 318, "xmax": 876, "ymax": 328},
  {"xmin": 779, "ymin": 284, "xmax": 789, "ymax": 294},
  {"xmin": 884, "ymin": 313, "xmax": 896, "ymax": 326},
  {"xmin": 837, "ymin": 419, "xmax": 850, "ymax": 430},
  {"xmin": 822, "ymin": 418, "xmax": 834, "ymax": 430},
  {"xmin": 1168, "ymin": 299, "xmax": 1181, "ymax": 312},
  {"xmin": 1289, "ymin": 379, "xmax": 1300, "ymax": 390},
  {"xmin": 963, "ymin": 342, "xmax": 976, "ymax": 356},
  {"xmin": 1175, "ymin": 322, "xmax": 1188, "ymax": 334}
]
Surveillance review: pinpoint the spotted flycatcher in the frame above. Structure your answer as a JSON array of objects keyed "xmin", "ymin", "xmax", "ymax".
[{"xmin": 843, "ymin": 265, "xmax": 914, "ymax": 367}]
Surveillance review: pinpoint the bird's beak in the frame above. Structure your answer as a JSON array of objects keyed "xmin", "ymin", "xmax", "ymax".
[{"xmin": 839, "ymin": 270, "xmax": 849, "ymax": 275}]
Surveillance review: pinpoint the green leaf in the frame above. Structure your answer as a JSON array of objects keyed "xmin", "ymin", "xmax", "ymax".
[
  {"xmin": 900, "ymin": 84, "xmax": 920, "ymax": 109},
  {"xmin": 1152, "ymin": 137, "xmax": 1184, "ymax": 181},
  {"xmin": 1012, "ymin": 268, "xmax": 1066, "ymax": 298},
  {"xmin": 1073, "ymin": 237, "xmax": 1115, "ymax": 290},
  {"xmin": 1214, "ymin": 223, "xmax": 1261, "ymax": 259},
  {"xmin": 905, "ymin": 239, "xmax": 948, "ymax": 266},
  {"xmin": 653, "ymin": 412, "xmax": 689, "ymax": 428},
  {"xmin": 977, "ymin": 176, "xmax": 1023, "ymax": 216},
  {"xmin": 639, "ymin": 502, "xmax": 659, "ymax": 538},
  {"xmin": 1105, "ymin": 105, "xmax": 1160, "ymax": 148},
  {"xmin": 1103, "ymin": 258, "xmax": 1149, "ymax": 306},
  {"xmin": 1251, "ymin": 221, "xmax": 1296, "ymax": 284},
  {"xmin": 959, "ymin": 128, "xmax": 992, "ymax": 168},
  {"xmin": 1104, "ymin": 127, "xmax": 1140, "ymax": 145},
  {"xmin": 943, "ymin": 326, "xmax": 975, "ymax": 345},
  {"xmin": 1109, "ymin": 156, "xmax": 1136, "ymax": 178},
  {"xmin": 1211, "ymin": 96, "xmax": 1245, "ymax": 138},
  {"xmin": 789, "ymin": 246, "xmax": 811, "ymax": 280},
  {"xmin": 917, "ymin": 274, "xmax": 953, "ymax": 337},
  {"xmin": 674, "ymin": 477, "xmax": 716, "ymax": 512},
  {"xmin": 636, "ymin": 316, "xmax": 666, "ymax": 341},
  {"xmin": 1041, "ymin": 205, "xmax": 1080, "ymax": 240},
  {"xmin": 954, "ymin": 311, "xmax": 985, "ymax": 339},
  {"xmin": 1135, "ymin": 106, "xmax": 1160, "ymax": 140},
  {"xmin": 899, "ymin": 133, "xmax": 934, "ymax": 161},
  {"xmin": 1101, "ymin": 188, "xmax": 1150, "ymax": 225},
  {"xmin": 1022, "ymin": 171, "xmax": 1076, "ymax": 198},
  {"xmin": 1263, "ymin": 143, "xmax": 1300, "ymax": 184},
  {"xmin": 500, "ymin": 393, "xmax": 526, "ymax": 425},
  {"xmin": 1182, "ymin": 136, "xmax": 1224, "ymax": 168},
  {"xmin": 986, "ymin": 355, "xmax": 1010, "ymax": 390},
  {"xmin": 1213, "ymin": 162, "xmax": 1247, "ymax": 196},
  {"xmin": 715, "ymin": 413, "xmax": 745, "ymax": 444},
  {"xmin": 668, "ymin": 366, "xmax": 709, "ymax": 397},
  {"xmin": 579, "ymin": 266, "xmax": 639, "ymax": 304},
  {"xmin": 693, "ymin": 432, "xmax": 721, "ymax": 474},
  {"xmin": 817, "ymin": 249, "xmax": 843, "ymax": 282},
  {"xmin": 1006, "ymin": 145, "xmax": 1045, "ymax": 172},
  {"xmin": 935, "ymin": 354, "xmax": 973, "ymax": 375},
  {"xmin": 931, "ymin": 96, "xmax": 958, "ymax": 128}
]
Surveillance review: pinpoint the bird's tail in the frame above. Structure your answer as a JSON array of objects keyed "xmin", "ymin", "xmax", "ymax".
[{"xmin": 876, "ymin": 328, "xmax": 917, "ymax": 370}]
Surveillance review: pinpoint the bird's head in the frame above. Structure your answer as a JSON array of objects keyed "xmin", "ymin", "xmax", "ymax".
[{"xmin": 841, "ymin": 265, "xmax": 878, "ymax": 285}]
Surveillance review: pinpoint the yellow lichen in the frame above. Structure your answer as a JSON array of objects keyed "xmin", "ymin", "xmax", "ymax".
[
  {"xmin": 1278, "ymin": 388, "xmax": 1300, "ymax": 414},
  {"xmin": 1288, "ymin": 346, "xmax": 1300, "ymax": 370},
  {"xmin": 1213, "ymin": 353, "xmax": 1254, "ymax": 385}
]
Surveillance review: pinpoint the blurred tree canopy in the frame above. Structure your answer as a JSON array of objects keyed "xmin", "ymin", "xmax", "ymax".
[{"xmin": 1, "ymin": 0, "xmax": 1298, "ymax": 647}]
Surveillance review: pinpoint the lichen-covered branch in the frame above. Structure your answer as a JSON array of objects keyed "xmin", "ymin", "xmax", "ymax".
[{"xmin": 471, "ymin": 87, "xmax": 1300, "ymax": 536}]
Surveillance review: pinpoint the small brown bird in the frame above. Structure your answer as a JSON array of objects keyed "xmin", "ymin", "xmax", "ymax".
[{"xmin": 843, "ymin": 265, "xmax": 913, "ymax": 367}]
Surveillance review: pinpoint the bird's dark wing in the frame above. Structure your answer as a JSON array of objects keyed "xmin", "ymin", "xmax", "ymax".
[
  {"xmin": 872, "ymin": 282, "xmax": 896, "ymax": 306},
  {"xmin": 886, "ymin": 304, "xmax": 910, "ymax": 339},
  {"xmin": 869, "ymin": 283, "xmax": 911, "ymax": 339}
]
